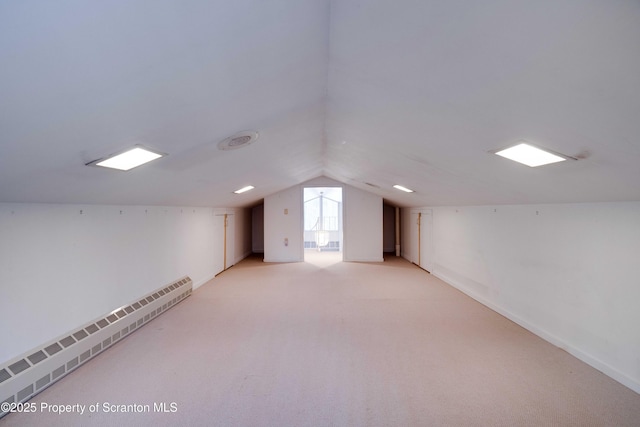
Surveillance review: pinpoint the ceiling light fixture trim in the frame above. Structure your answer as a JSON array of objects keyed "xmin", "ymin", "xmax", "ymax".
[
  {"xmin": 218, "ymin": 131, "xmax": 259, "ymax": 151},
  {"xmin": 86, "ymin": 145, "xmax": 166, "ymax": 171}
]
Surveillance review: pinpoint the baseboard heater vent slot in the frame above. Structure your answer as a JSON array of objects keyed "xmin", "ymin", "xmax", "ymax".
[{"xmin": 0, "ymin": 276, "xmax": 192, "ymax": 419}]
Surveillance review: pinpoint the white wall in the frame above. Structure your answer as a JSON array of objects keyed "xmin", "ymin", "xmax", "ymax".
[
  {"xmin": 264, "ymin": 177, "xmax": 383, "ymax": 262},
  {"xmin": 264, "ymin": 185, "xmax": 303, "ymax": 262},
  {"xmin": 403, "ymin": 202, "xmax": 640, "ymax": 393},
  {"xmin": 343, "ymin": 185, "xmax": 383, "ymax": 262},
  {"xmin": 402, "ymin": 208, "xmax": 434, "ymax": 270},
  {"xmin": 401, "ymin": 207, "xmax": 414, "ymax": 262},
  {"xmin": 0, "ymin": 202, "xmax": 245, "ymax": 364}
]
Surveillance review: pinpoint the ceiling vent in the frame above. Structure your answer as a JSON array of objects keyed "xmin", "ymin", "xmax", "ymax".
[{"xmin": 217, "ymin": 131, "xmax": 259, "ymax": 151}]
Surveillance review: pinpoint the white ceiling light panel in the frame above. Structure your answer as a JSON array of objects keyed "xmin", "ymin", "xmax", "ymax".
[
  {"xmin": 233, "ymin": 185, "xmax": 255, "ymax": 194},
  {"xmin": 494, "ymin": 142, "xmax": 570, "ymax": 167},
  {"xmin": 88, "ymin": 146, "xmax": 165, "ymax": 171},
  {"xmin": 393, "ymin": 185, "xmax": 414, "ymax": 193}
]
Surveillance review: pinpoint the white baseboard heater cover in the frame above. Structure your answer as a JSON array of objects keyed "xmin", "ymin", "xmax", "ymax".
[{"xmin": 0, "ymin": 276, "xmax": 192, "ymax": 418}]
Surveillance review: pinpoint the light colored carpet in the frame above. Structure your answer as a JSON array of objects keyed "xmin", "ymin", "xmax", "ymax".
[{"xmin": 2, "ymin": 254, "xmax": 639, "ymax": 426}]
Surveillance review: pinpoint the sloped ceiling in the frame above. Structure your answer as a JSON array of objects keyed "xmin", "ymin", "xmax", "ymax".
[{"xmin": 1, "ymin": 0, "xmax": 639, "ymax": 208}]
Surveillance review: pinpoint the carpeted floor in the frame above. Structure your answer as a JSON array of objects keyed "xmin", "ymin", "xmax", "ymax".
[{"xmin": 2, "ymin": 253, "xmax": 639, "ymax": 426}]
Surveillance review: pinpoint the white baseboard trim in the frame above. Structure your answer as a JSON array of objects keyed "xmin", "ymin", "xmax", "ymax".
[
  {"xmin": 344, "ymin": 257, "xmax": 385, "ymax": 262},
  {"xmin": 432, "ymin": 269, "xmax": 640, "ymax": 395},
  {"xmin": 192, "ymin": 273, "xmax": 219, "ymax": 291},
  {"xmin": 263, "ymin": 258, "xmax": 303, "ymax": 263}
]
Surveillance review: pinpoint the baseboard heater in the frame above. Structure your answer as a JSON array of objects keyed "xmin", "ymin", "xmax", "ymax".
[{"xmin": 0, "ymin": 276, "xmax": 192, "ymax": 419}]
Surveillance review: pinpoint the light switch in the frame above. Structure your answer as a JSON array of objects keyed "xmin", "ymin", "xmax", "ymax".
[{"xmin": 284, "ymin": 208, "xmax": 288, "ymax": 215}]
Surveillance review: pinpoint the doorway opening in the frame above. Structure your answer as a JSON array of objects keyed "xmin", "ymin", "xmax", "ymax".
[
  {"xmin": 303, "ymin": 187, "xmax": 343, "ymax": 264},
  {"xmin": 251, "ymin": 202, "xmax": 264, "ymax": 261},
  {"xmin": 383, "ymin": 203, "xmax": 400, "ymax": 259}
]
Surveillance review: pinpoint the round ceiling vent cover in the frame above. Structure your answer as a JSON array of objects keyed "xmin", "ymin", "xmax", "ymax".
[{"xmin": 217, "ymin": 131, "xmax": 259, "ymax": 151}]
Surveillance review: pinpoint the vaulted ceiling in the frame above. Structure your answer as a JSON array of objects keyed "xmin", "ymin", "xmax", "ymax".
[{"xmin": 1, "ymin": 0, "xmax": 639, "ymax": 208}]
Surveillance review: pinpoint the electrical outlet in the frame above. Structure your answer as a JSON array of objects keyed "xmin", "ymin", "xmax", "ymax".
[{"xmin": 284, "ymin": 237, "xmax": 288, "ymax": 246}]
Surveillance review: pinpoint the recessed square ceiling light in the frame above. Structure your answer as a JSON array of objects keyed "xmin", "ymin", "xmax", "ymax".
[
  {"xmin": 393, "ymin": 185, "xmax": 414, "ymax": 193},
  {"xmin": 234, "ymin": 185, "xmax": 255, "ymax": 194},
  {"xmin": 493, "ymin": 142, "xmax": 569, "ymax": 167},
  {"xmin": 87, "ymin": 145, "xmax": 165, "ymax": 171}
]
